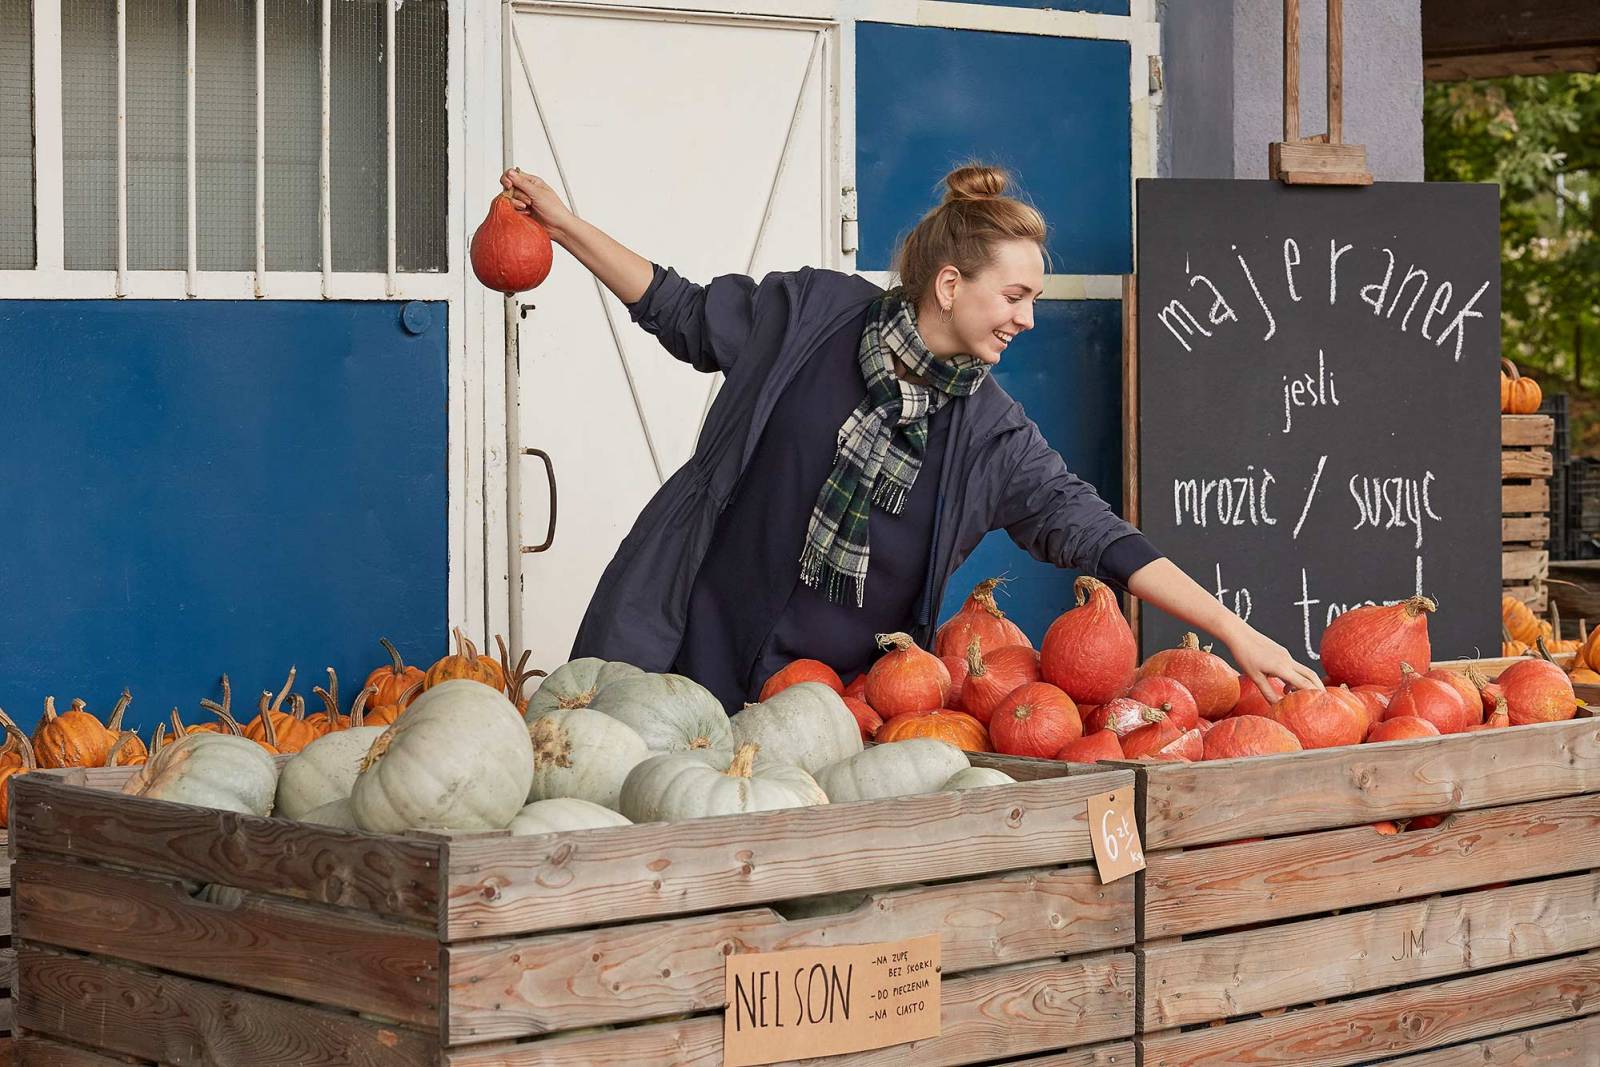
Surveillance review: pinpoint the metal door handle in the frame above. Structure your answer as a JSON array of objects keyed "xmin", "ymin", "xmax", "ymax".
[{"xmin": 522, "ymin": 448, "xmax": 557, "ymax": 553}]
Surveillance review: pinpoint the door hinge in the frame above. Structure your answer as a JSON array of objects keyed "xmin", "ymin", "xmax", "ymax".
[{"xmin": 840, "ymin": 185, "xmax": 859, "ymax": 256}]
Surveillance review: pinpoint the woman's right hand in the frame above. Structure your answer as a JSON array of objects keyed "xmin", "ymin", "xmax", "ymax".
[{"xmin": 501, "ymin": 169, "xmax": 576, "ymax": 241}]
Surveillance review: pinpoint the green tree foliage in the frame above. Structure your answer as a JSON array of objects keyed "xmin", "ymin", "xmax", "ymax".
[{"xmin": 1425, "ymin": 74, "xmax": 1600, "ymax": 385}]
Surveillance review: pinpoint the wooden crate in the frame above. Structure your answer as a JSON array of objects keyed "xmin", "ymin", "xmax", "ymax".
[
  {"xmin": 1126, "ymin": 712, "xmax": 1600, "ymax": 1067},
  {"xmin": 8, "ymin": 761, "xmax": 1137, "ymax": 1066},
  {"xmin": 1504, "ymin": 414, "xmax": 1554, "ymax": 612}
]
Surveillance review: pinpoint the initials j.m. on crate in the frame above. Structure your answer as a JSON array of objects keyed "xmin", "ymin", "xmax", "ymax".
[
  {"xmin": 1130, "ymin": 711, "xmax": 1600, "ymax": 1067},
  {"xmin": 8, "ymin": 761, "xmax": 1136, "ymax": 1066},
  {"xmin": 1504, "ymin": 413, "xmax": 1554, "ymax": 611}
]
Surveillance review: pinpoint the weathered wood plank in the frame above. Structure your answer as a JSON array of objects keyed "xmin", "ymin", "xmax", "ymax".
[
  {"xmin": 0, "ymin": 947, "xmax": 14, "ymax": 990},
  {"xmin": 13, "ymin": 855, "xmax": 440, "ymax": 1025},
  {"xmin": 1137, "ymin": 718, "xmax": 1600, "ymax": 848},
  {"xmin": 1504, "ymin": 549, "xmax": 1550, "ymax": 582},
  {"xmin": 992, "ymin": 1044, "xmax": 1134, "ymax": 1066},
  {"xmin": 445, "ymin": 770, "xmax": 1132, "ymax": 940},
  {"xmin": 1503, "ymin": 449, "xmax": 1553, "ymax": 479},
  {"xmin": 1139, "ymin": 871, "xmax": 1600, "ymax": 1028},
  {"xmin": 1504, "ymin": 482, "xmax": 1550, "ymax": 514},
  {"xmin": 1502, "ymin": 415, "xmax": 1555, "ymax": 447},
  {"xmin": 16, "ymin": 943, "xmax": 438, "ymax": 1066},
  {"xmin": 10, "ymin": 776, "xmax": 442, "ymax": 924},
  {"xmin": 13, "ymin": 1033, "xmax": 151, "ymax": 1066},
  {"xmin": 448, "ymin": 865, "xmax": 1131, "ymax": 1042},
  {"xmin": 1143, "ymin": 793, "xmax": 1600, "ymax": 938},
  {"xmin": 1372, "ymin": 1013, "xmax": 1600, "ymax": 1065},
  {"xmin": 1137, "ymin": 948, "xmax": 1600, "ymax": 1067},
  {"xmin": 446, "ymin": 953, "xmax": 1135, "ymax": 1066},
  {"xmin": 1502, "ymin": 515, "xmax": 1551, "ymax": 543},
  {"xmin": 1503, "ymin": 583, "xmax": 1550, "ymax": 614}
]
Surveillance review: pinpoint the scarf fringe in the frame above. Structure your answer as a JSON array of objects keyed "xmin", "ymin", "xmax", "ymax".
[
  {"xmin": 871, "ymin": 479, "xmax": 910, "ymax": 515},
  {"xmin": 799, "ymin": 544, "xmax": 866, "ymax": 608}
]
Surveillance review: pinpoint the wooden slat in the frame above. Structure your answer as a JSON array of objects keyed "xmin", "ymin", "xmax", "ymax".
[
  {"xmin": 13, "ymin": 855, "xmax": 440, "ymax": 1025},
  {"xmin": 1502, "ymin": 415, "xmax": 1556, "ymax": 447},
  {"xmin": 1504, "ymin": 482, "xmax": 1550, "ymax": 514},
  {"xmin": 1504, "ymin": 549, "xmax": 1550, "ymax": 582},
  {"xmin": 446, "ymin": 953, "xmax": 1135, "ymax": 1066},
  {"xmin": 445, "ymin": 770, "xmax": 1132, "ymax": 940},
  {"xmin": 0, "ymin": 947, "xmax": 14, "ymax": 990},
  {"xmin": 992, "ymin": 1044, "xmax": 1134, "ymax": 1067},
  {"xmin": 1139, "ymin": 871, "xmax": 1600, "ymax": 1028},
  {"xmin": 1503, "ymin": 583, "xmax": 1550, "ymax": 613},
  {"xmin": 448, "ymin": 865, "xmax": 1131, "ymax": 1042},
  {"xmin": 1137, "ymin": 717, "xmax": 1600, "ymax": 848},
  {"xmin": 1142, "ymin": 793, "xmax": 1600, "ymax": 938},
  {"xmin": 1503, "ymin": 448, "xmax": 1553, "ymax": 479},
  {"xmin": 16, "ymin": 943, "xmax": 437, "ymax": 1066},
  {"xmin": 1137, "ymin": 948, "xmax": 1600, "ymax": 1067},
  {"xmin": 1429, "ymin": 653, "xmax": 1579, "ymax": 676},
  {"xmin": 10, "ymin": 776, "xmax": 442, "ymax": 924},
  {"xmin": 13, "ymin": 1034, "xmax": 151, "ymax": 1066},
  {"xmin": 1372, "ymin": 1013, "xmax": 1600, "ymax": 1065},
  {"xmin": 1503, "ymin": 515, "xmax": 1551, "ymax": 543}
]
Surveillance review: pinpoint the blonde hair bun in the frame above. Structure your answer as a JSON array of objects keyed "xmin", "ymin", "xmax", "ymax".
[{"xmin": 943, "ymin": 164, "xmax": 1010, "ymax": 203}]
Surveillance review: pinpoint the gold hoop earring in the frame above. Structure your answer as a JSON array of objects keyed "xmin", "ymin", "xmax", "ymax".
[{"xmin": 941, "ymin": 303, "xmax": 953, "ymax": 323}]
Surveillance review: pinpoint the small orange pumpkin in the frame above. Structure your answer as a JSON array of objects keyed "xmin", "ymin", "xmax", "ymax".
[
  {"xmin": 1500, "ymin": 358, "xmax": 1542, "ymax": 415},
  {"xmin": 365, "ymin": 638, "xmax": 427, "ymax": 710},
  {"xmin": 244, "ymin": 668, "xmax": 318, "ymax": 754},
  {"xmin": 1502, "ymin": 594, "xmax": 1541, "ymax": 646},
  {"xmin": 0, "ymin": 708, "xmax": 36, "ymax": 827},
  {"xmin": 364, "ymin": 681, "xmax": 421, "ymax": 727},
  {"xmin": 424, "ymin": 628, "xmax": 506, "ymax": 692},
  {"xmin": 875, "ymin": 707, "xmax": 991, "ymax": 752},
  {"xmin": 33, "ymin": 691, "xmax": 127, "ymax": 769},
  {"xmin": 305, "ymin": 668, "xmax": 345, "ymax": 735}
]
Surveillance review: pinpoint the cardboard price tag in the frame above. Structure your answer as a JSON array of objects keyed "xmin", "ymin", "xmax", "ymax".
[
  {"xmin": 1088, "ymin": 790, "xmax": 1145, "ymax": 882},
  {"xmin": 723, "ymin": 933, "xmax": 941, "ymax": 1067}
]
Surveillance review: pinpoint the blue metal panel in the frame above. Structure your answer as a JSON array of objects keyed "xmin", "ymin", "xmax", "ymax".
[
  {"xmin": 0, "ymin": 299, "xmax": 448, "ymax": 733},
  {"xmin": 960, "ymin": 0, "xmax": 1128, "ymax": 11},
  {"xmin": 939, "ymin": 300, "xmax": 1123, "ymax": 644},
  {"xmin": 855, "ymin": 25, "xmax": 1132, "ymax": 276}
]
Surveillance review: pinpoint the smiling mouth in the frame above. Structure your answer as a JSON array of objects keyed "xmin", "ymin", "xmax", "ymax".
[{"xmin": 992, "ymin": 330, "xmax": 1014, "ymax": 347}]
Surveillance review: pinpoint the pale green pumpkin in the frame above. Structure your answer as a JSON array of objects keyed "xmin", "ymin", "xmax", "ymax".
[
  {"xmin": 276, "ymin": 725, "xmax": 387, "ymax": 820},
  {"xmin": 526, "ymin": 706, "xmax": 649, "ymax": 808},
  {"xmin": 619, "ymin": 742, "xmax": 826, "ymax": 823},
  {"xmin": 730, "ymin": 682, "xmax": 862, "ymax": 773},
  {"xmin": 524, "ymin": 657, "xmax": 644, "ymax": 720},
  {"xmin": 943, "ymin": 766, "xmax": 1016, "ymax": 791},
  {"xmin": 509, "ymin": 798, "xmax": 633, "ymax": 836},
  {"xmin": 815, "ymin": 739, "xmax": 969, "ymax": 803},
  {"xmin": 123, "ymin": 732, "xmax": 279, "ymax": 817},
  {"xmin": 589, "ymin": 673, "xmax": 733, "ymax": 753}
]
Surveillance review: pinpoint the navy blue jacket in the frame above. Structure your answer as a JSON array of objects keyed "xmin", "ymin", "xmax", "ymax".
[{"xmin": 570, "ymin": 264, "xmax": 1145, "ymax": 670}]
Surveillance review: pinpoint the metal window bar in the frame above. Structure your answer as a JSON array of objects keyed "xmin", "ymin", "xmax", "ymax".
[
  {"xmin": 115, "ymin": 0, "xmax": 126, "ymax": 293},
  {"xmin": 254, "ymin": 0, "xmax": 265, "ymax": 295},
  {"xmin": 385, "ymin": 0, "xmax": 396, "ymax": 295},
  {"xmin": 319, "ymin": 0, "xmax": 330, "ymax": 294},
  {"xmin": 186, "ymin": 0, "xmax": 197, "ymax": 293}
]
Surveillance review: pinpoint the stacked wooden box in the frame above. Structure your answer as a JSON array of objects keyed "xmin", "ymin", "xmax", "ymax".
[
  {"xmin": 1125, "ymin": 710, "xmax": 1600, "ymax": 1066},
  {"xmin": 9, "ymin": 761, "xmax": 1137, "ymax": 1066},
  {"xmin": 1503, "ymin": 413, "xmax": 1555, "ymax": 612}
]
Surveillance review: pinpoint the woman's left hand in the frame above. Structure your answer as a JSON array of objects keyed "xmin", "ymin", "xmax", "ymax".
[{"xmin": 1220, "ymin": 621, "xmax": 1323, "ymax": 703}]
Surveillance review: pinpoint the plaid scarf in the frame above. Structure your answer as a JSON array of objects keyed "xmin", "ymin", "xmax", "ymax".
[{"xmin": 799, "ymin": 289, "xmax": 989, "ymax": 607}]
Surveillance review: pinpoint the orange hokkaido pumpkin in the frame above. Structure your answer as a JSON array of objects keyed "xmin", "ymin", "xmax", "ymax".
[
  {"xmin": 865, "ymin": 633, "xmax": 951, "ymax": 719},
  {"xmin": 989, "ymin": 683, "xmax": 1082, "ymax": 758},
  {"xmin": 470, "ymin": 189, "xmax": 553, "ymax": 294},
  {"xmin": 875, "ymin": 708, "xmax": 990, "ymax": 752},
  {"xmin": 959, "ymin": 638, "xmax": 1042, "ymax": 725},
  {"xmin": 760, "ymin": 659, "xmax": 845, "ymax": 702},
  {"xmin": 0, "ymin": 709, "xmax": 35, "ymax": 827},
  {"xmin": 934, "ymin": 577, "xmax": 1032, "ymax": 658},
  {"xmin": 1040, "ymin": 576, "xmax": 1137, "ymax": 705}
]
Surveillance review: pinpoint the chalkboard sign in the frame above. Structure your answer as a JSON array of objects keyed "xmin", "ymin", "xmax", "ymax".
[{"xmin": 1134, "ymin": 179, "xmax": 1501, "ymax": 667}]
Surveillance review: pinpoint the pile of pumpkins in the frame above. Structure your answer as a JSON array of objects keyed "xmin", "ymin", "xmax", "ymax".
[
  {"xmin": 112, "ymin": 635, "xmax": 1016, "ymax": 835},
  {"xmin": 1502, "ymin": 595, "xmax": 1599, "ymax": 685}
]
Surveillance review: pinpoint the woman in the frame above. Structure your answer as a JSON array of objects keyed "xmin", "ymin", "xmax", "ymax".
[{"xmin": 502, "ymin": 163, "xmax": 1320, "ymax": 711}]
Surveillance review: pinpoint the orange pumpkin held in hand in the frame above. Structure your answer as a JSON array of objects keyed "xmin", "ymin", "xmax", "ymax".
[{"xmin": 471, "ymin": 190, "xmax": 553, "ymax": 294}]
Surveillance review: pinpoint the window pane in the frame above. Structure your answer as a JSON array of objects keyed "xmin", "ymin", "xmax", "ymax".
[
  {"xmin": 265, "ymin": 0, "xmax": 318, "ymax": 271},
  {"xmin": 330, "ymin": 0, "xmax": 384, "ymax": 272},
  {"xmin": 63, "ymin": 0, "xmax": 118, "ymax": 270},
  {"xmin": 0, "ymin": 0, "xmax": 35, "ymax": 268},
  {"xmin": 397, "ymin": 0, "xmax": 446, "ymax": 273},
  {"xmin": 196, "ymin": 0, "xmax": 255, "ymax": 271},
  {"xmin": 128, "ymin": 0, "xmax": 186, "ymax": 270}
]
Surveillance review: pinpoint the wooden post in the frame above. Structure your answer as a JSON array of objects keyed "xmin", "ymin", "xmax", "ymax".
[{"xmin": 1270, "ymin": 0, "xmax": 1370, "ymax": 185}]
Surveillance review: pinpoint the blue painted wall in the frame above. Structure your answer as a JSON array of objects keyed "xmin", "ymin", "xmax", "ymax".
[
  {"xmin": 856, "ymin": 23, "xmax": 1132, "ymax": 643},
  {"xmin": 855, "ymin": 24, "xmax": 1132, "ymax": 276},
  {"xmin": 0, "ymin": 299, "xmax": 448, "ymax": 734}
]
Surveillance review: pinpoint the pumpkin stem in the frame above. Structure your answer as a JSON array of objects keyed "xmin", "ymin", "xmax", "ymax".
[
  {"xmin": 217, "ymin": 674, "xmax": 232, "ymax": 717},
  {"xmin": 379, "ymin": 637, "xmax": 406, "ymax": 675},
  {"xmin": 965, "ymin": 635, "xmax": 988, "ymax": 678},
  {"xmin": 689, "ymin": 735, "xmax": 711, "ymax": 750},
  {"xmin": 359, "ymin": 726, "xmax": 398, "ymax": 773},
  {"xmin": 1399, "ymin": 662, "xmax": 1418, "ymax": 678},
  {"xmin": 1501, "ymin": 356, "xmax": 1521, "ymax": 381},
  {"xmin": 973, "ymin": 577, "xmax": 1010, "ymax": 619},
  {"xmin": 313, "ymin": 686, "xmax": 340, "ymax": 722},
  {"xmin": 399, "ymin": 680, "xmax": 423, "ymax": 710},
  {"xmin": 41, "ymin": 696, "xmax": 57, "ymax": 724},
  {"xmin": 1403, "ymin": 596, "xmax": 1438, "ymax": 619},
  {"xmin": 875, "ymin": 632, "xmax": 916, "ymax": 653},
  {"xmin": 1180, "ymin": 632, "xmax": 1201, "ymax": 651},
  {"xmin": 1465, "ymin": 666, "xmax": 1492, "ymax": 693},
  {"xmin": 1073, "ymin": 575, "xmax": 1105, "ymax": 607},
  {"xmin": 289, "ymin": 693, "xmax": 307, "ymax": 721},
  {"xmin": 1535, "ymin": 636, "xmax": 1558, "ymax": 664},
  {"xmin": 151, "ymin": 722, "xmax": 168, "ymax": 754},
  {"xmin": 199, "ymin": 698, "xmax": 244, "ymax": 736},
  {"xmin": 351, "ymin": 685, "xmax": 375, "ymax": 727},
  {"xmin": 726, "ymin": 742, "xmax": 760, "ymax": 778},
  {"xmin": 106, "ymin": 733, "xmax": 138, "ymax": 767},
  {"xmin": 0, "ymin": 709, "xmax": 36, "ymax": 771},
  {"xmin": 324, "ymin": 668, "xmax": 339, "ymax": 716},
  {"xmin": 257, "ymin": 693, "xmax": 282, "ymax": 748},
  {"xmin": 1489, "ymin": 696, "xmax": 1510, "ymax": 726},
  {"xmin": 107, "ymin": 689, "xmax": 133, "ymax": 732},
  {"xmin": 269, "ymin": 667, "xmax": 296, "ymax": 715},
  {"xmin": 170, "ymin": 707, "xmax": 187, "ymax": 737}
]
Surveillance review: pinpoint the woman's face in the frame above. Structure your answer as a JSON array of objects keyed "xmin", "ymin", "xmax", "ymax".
[{"xmin": 943, "ymin": 239, "xmax": 1045, "ymax": 365}]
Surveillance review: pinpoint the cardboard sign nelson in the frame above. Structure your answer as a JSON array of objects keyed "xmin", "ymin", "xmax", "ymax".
[
  {"xmin": 1134, "ymin": 179, "xmax": 1501, "ymax": 664},
  {"xmin": 723, "ymin": 933, "xmax": 942, "ymax": 1066}
]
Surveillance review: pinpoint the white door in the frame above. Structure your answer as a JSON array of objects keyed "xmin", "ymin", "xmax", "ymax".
[{"xmin": 505, "ymin": 3, "xmax": 837, "ymax": 664}]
